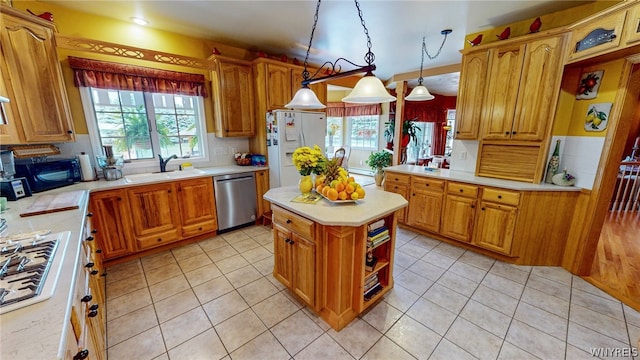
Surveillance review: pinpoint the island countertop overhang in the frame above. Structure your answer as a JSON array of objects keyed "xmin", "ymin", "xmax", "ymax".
[{"xmin": 264, "ymin": 186, "xmax": 408, "ymax": 226}]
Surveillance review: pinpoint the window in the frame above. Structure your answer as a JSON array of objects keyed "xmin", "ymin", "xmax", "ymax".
[
  {"xmin": 407, "ymin": 122, "xmax": 435, "ymax": 164},
  {"xmin": 444, "ymin": 109, "xmax": 456, "ymax": 157},
  {"xmin": 347, "ymin": 115, "xmax": 379, "ymax": 150},
  {"xmin": 86, "ymin": 88, "xmax": 205, "ymax": 161},
  {"xmin": 326, "ymin": 117, "xmax": 343, "ymax": 156}
]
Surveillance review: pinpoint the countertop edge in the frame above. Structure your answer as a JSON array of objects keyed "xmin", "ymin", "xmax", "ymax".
[{"xmin": 385, "ymin": 165, "xmax": 582, "ymax": 192}]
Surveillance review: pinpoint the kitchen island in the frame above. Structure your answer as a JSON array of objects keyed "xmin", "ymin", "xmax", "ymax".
[{"xmin": 264, "ymin": 186, "xmax": 407, "ymax": 331}]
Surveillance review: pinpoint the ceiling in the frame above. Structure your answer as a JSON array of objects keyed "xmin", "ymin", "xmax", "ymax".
[{"xmin": 44, "ymin": 0, "xmax": 594, "ymax": 96}]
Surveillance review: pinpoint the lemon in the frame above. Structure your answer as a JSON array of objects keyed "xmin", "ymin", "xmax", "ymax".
[
  {"xmin": 350, "ymin": 192, "xmax": 359, "ymax": 200},
  {"xmin": 592, "ymin": 117, "xmax": 602, "ymax": 126}
]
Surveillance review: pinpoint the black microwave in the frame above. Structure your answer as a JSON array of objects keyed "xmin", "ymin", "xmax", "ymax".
[{"xmin": 14, "ymin": 158, "xmax": 81, "ymax": 193}]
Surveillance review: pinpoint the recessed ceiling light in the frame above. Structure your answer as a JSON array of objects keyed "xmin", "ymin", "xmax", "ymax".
[{"xmin": 130, "ymin": 17, "xmax": 149, "ymax": 26}]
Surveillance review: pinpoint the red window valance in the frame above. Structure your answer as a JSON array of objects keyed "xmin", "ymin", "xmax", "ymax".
[
  {"xmin": 68, "ymin": 57, "xmax": 208, "ymax": 97},
  {"xmin": 326, "ymin": 102, "xmax": 381, "ymax": 117}
]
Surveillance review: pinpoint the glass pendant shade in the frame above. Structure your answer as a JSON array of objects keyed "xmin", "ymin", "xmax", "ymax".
[
  {"xmin": 405, "ymin": 84, "xmax": 435, "ymax": 101},
  {"xmin": 285, "ymin": 86, "xmax": 326, "ymax": 109},
  {"xmin": 342, "ymin": 74, "xmax": 395, "ymax": 104}
]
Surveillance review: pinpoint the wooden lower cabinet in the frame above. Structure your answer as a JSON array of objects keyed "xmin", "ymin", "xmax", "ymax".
[
  {"xmin": 384, "ymin": 173, "xmax": 410, "ymax": 223},
  {"xmin": 175, "ymin": 178, "xmax": 218, "ymax": 238},
  {"xmin": 441, "ymin": 194, "xmax": 477, "ymax": 243},
  {"xmin": 407, "ymin": 177, "xmax": 444, "ymax": 233},
  {"xmin": 389, "ymin": 173, "xmax": 579, "ymax": 265},
  {"xmin": 127, "ymin": 183, "xmax": 181, "ymax": 250},
  {"xmin": 255, "ymin": 169, "xmax": 270, "ymax": 219},
  {"xmin": 273, "ymin": 223, "xmax": 315, "ymax": 306},
  {"xmin": 89, "ymin": 189, "xmax": 135, "ymax": 260}
]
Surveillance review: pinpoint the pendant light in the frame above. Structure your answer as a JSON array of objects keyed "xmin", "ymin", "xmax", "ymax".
[
  {"xmin": 405, "ymin": 30, "xmax": 452, "ymax": 101},
  {"xmin": 286, "ymin": 0, "xmax": 394, "ymax": 108}
]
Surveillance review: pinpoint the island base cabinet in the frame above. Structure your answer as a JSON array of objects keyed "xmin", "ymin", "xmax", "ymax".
[{"xmin": 273, "ymin": 223, "xmax": 316, "ymax": 305}]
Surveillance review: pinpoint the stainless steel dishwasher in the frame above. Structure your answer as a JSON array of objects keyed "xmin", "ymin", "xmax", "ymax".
[{"xmin": 213, "ymin": 172, "xmax": 257, "ymax": 232}]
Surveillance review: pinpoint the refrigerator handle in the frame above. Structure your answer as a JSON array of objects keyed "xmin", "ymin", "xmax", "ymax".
[{"xmin": 299, "ymin": 130, "xmax": 306, "ymax": 147}]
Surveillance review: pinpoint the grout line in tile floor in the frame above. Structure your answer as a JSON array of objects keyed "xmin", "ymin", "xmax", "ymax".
[{"xmin": 104, "ymin": 225, "xmax": 640, "ymax": 360}]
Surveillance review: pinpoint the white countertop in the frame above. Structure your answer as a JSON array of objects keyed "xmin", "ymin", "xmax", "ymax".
[
  {"xmin": 264, "ymin": 185, "xmax": 408, "ymax": 226},
  {"xmin": 0, "ymin": 165, "xmax": 266, "ymax": 359},
  {"xmin": 385, "ymin": 165, "xmax": 582, "ymax": 192}
]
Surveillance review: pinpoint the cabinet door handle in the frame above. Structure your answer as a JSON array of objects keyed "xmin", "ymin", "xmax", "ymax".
[
  {"xmin": 81, "ymin": 295, "xmax": 93, "ymax": 303},
  {"xmin": 85, "ymin": 236, "xmax": 94, "ymax": 242},
  {"xmin": 73, "ymin": 349, "xmax": 89, "ymax": 360},
  {"xmin": 67, "ymin": 130, "xmax": 74, "ymax": 134},
  {"xmin": 89, "ymin": 304, "xmax": 99, "ymax": 311},
  {"xmin": 286, "ymin": 219, "xmax": 292, "ymax": 224},
  {"xmin": 512, "ymin": 131, "xmax": 516, "ymax": 135},
  {"xmin": 96, "ymin": 249, "xmax": 102, "ymax": 254},
  {"xmin": 88, "ymin": 310, "xmax": 98, "ymax": 318},
  {"xmin": 85, "ymin": 262, "xmax": 94, "ymax": 268},
  {"xmin": 90, "ymin": 269, "xmax": 99, "ymax": 275},
  {"xmin": 470, "ymin": 205, "xmax": 475, "ymax": 208},
  {"xmin": 86, "ymin": 212, "xmax": 93, "ymax": 218},
  {"xmin": 289, "ymin": 240, "xmax": 294, "ymax": 245},
  {"xmin": 91, "ymin": 229, "xmax": 98, "ymax": 234}
]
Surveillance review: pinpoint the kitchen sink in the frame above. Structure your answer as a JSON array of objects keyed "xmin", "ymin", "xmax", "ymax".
[{"xmin": 124, "ymin": 169, "xmax": 208, "ymax": 183}]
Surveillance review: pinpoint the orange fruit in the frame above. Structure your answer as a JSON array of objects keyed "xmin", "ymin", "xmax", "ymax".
[
  {"xmin": 322, "ymin": 185, "xmax": 331, "ymax": 196},
  {"xmin": 316, "ymin": 184, "xmax": 323, "ymax": 193},
  {"xmin": 345, "ymin": 184, "xmax": 355, "ymax": 194},
  {"xmin": 327, "ymin": 188, "xmax": 339, "ymax": 201},
  {"xmin": 350, "ymin": 192, "xmax": 359, "ymax": 200},
  {"xmin": 335, "ymin": 182, "xmax": 345, "ymax": 192},
  {"xmin": 348, "ymin": 176, "xmax": 355, "ymax": 183},
  {"xmin": 356, "ymin": 188, "xmax": 365, "ymax": 199},
  {"xmin": 339, "ymin": 191, "xmax": 348, "ymax": 200}
]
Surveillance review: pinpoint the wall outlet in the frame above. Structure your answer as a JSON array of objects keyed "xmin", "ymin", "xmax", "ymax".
[{"xmin": 459, "ymin": 151, "xmax": 467, "ymax": 160}]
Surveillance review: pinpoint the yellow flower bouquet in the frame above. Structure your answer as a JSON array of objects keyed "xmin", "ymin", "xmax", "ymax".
[{"xmin": 292, "ymin": 145, "xmax": 326, "ymax": 176}]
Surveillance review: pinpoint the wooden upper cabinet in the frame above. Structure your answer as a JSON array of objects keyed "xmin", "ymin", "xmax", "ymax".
[
  {"xmin": 211, "ymin": 57, "xmax": 256, "ymax": 137},
  {"xmin": 624, "ymin": 4, "xmax": 640, "ymax": 46},
  {"xmin": 455, "ymin": 51, "xmax": 489, "ymax": 140},
  {"xmin": 0, "ymin": 62, "xmax": 20, "ymax": 144},
  {"xmin": 265, "ymin": 63, "xmax": 291, "ymax": 110},
  {"xmin": 567, "ymin": 9, "xmax": 627, "ymax": 62},
  {"xmin": 0, "ymin": 7, "xmax": 75, "ymax": 143},
  {"xmin": 481, "ymin": 43, "xmax": 525, "ymax": 141},
  {"xmin": 481, "ymin": 35, "xmax": 564, "ymax": 142},
  {"xmin": 512, "ymin": 35, "xmax": 565, "ymax": 141}
]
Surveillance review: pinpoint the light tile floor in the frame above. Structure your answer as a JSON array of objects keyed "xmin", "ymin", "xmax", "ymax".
[{"xmin": 105, "ymin": 225, "xmax": 640, "ymax": 360}]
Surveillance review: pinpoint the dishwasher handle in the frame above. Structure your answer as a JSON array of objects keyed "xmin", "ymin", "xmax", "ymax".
[{"xmin": 215, "ymin": 176, "xmax": 254, "ymax": 184}]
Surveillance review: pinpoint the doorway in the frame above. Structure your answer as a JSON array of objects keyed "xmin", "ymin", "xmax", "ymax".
[{"xmin": 582, "ymin": 63, "xmax": 640, "ymax": 312}]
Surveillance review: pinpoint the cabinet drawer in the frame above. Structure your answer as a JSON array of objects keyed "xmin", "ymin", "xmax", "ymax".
[
  {"xmin": 136, "ymin": 229, "xmax": 180, "ymax": 250},
  {"xmin": 273, "ymin": 206, "xmax": 314, "ymax": 240},
  {"xmin": 412, "ymin": 177, "xmax": 445, "ymax": 191},
  {"xmin": 385, "ymin": 172, "xmax": 410, "ymax": 184},
  {"xmin": 181, "ymin": 221, "xmax": 217, "ymax": 238},
  {"xmin": 482, "ymin": 188, "xmax": 521, "ymax": 206},
  {"xmin": 447, "ymin": 182, "xmax": 479, "ymax": 198}
]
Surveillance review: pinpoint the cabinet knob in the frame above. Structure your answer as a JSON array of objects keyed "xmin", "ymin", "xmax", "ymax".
[
  {"xmin": 88, "ymin": 310, "xmax": 98, "ymax": 318},
  {"xmin": 505, "ymin": 131, "xmax": 510, "ymax": 135},
  {"xmin": 512, "ymin": 131, "xmax": 516, "ymax": 135},
  {"xmin": 471, "ymin": 205, "xmax": 475, "ymax": 208},
  {"xmin": 459, "ymin": 189, "xmax": 464, "ymax": 193},
  {"xmin": 96, "ymin": 249, "xmax": 102, "ymax": 254},
  {"xmin": 285, "ymin": 238, "xmax": 290, "ymax": 244},
  {"xmin": 198, "ymin": 227, "xmax": 202, "ymax": 230},
  {"xmin": 86, "ymin": 212, "xmax": 93, "ymax": 217},
  {"xmin": 425, "ymin": 184, "xmax": 429, "ymax": 187},
  {"xmin": 85, "ymin": 262, "xmax": 94, "ymax": 268},
  {"xmin": 85, "ymin": 236, "xmax": 94, "ymax": 242},
  {"xmin": 90, "ymin": 269, "xmax": 99, "ymax": 275},
  {"xmin": 498, "ymin": 195, "xmax": 502, "ymax": 199},
  {"xmin": 67, "ymin": 130, "xmax": 74, "ymax": 134},
  {"xmin": 81, "ymin": 294, "xmax": 93, "ymax": 303},
  {"xmin": 73, "ymin": 349, "xmax": 89, "ymax": 360},
  {"xmin": 157, "ymin": 238, "xmax": 162, "ymax": 242},
  {"xmin": 91, "ymin": 229, "xmax": 98, "ymax": 234},
  {"xmin": 481, "ymin": 207, "xmax": 486, "ymax": 211},
  {"xmin": 89, "ymin": 304, "xmax": 99, "ymax": 311},
  {"xmin": 456, "ymin": 131, "xmax": 460, "ymax": 134},
  {"xmin": 117, "ymin": 197, "xmax": 122, "ymax": 201},
  {"xmin": 286, "ymin": 219, "xmax": 292, "ymax": 224}
]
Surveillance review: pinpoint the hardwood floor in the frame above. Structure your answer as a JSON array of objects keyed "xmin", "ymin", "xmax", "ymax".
[{"xmin": 584, "ymin": 210, "xmax": 640, "ymax": 312}]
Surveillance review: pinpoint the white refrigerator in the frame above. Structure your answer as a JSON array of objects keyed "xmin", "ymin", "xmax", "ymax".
[{"xmin": 267, "ymin": 110, "xmax": 326, "ymax": 188}]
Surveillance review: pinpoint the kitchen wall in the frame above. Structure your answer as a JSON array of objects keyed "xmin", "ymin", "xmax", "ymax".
[
  {"xmin": 12, "ymin": 1, "xmax": 252, "ymax": 175},
  {"xmin": 549, "ymin": 59, "xmax": 626, "ymax": 189}
]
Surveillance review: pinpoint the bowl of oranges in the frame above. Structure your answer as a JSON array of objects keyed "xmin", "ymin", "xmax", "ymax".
[{"xmin": 314, "ymin": 173, "xmax": 366, "ymax": 203}]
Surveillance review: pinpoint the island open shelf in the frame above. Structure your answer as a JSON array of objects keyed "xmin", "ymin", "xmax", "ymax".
[{"xmin": 264, "ymin": 186, "xmax": 408, "ymax": 331}]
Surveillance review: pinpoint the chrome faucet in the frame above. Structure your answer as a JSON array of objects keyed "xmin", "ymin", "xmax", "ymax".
[{"xmin": 158, "ymin": 154, "xmax": 178, "ymax": 172}]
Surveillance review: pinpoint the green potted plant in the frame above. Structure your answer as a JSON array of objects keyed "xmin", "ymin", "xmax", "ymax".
[{"xmin": 366, "ymin": 150, "xmax": 392, "ymax": 186}]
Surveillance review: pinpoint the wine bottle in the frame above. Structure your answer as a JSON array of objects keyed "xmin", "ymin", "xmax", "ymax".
[{"xmin": 545, "ymin": 139, "xmax": 561, "ymax": 184}]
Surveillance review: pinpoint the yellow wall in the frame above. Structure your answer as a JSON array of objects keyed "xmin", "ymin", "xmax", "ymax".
[
  {"xmin": 553, "ymin": 59, "xmax": 626, "ymax": 137},
  {"xmin": 464, "ymin": 1, "xmax": 619, "ymax": 49}
]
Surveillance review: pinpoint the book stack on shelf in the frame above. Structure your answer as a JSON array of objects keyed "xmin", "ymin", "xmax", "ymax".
[
  {"xmin": 367, "ymin": 219, "xmax": 390, "ymax": 249},
  {"xmin": 364, "ymin": 271, "xmax": 383, "ymax": 301}
]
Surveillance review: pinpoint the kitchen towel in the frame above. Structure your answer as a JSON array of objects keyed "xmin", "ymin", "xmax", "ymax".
[{"xmin": 78, "ymin": 153, "xmax": 94, "ymax": 181}]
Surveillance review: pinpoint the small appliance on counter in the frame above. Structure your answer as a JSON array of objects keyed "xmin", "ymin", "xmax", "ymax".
[
  {"xmin": 97, "ymin": 145, "xmax": 123, "ymax": 181},
  {"xmin": 0, "ymin": 150, "xmax": 32, "ymax": 201},
  {"xmin": 7, "ymin": 145, "xmax": 80, "ymax": 194}
]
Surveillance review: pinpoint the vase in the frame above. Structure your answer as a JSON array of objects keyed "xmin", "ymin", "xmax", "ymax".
[
  {"xmin": 374, "ymin": 168, "xmax": 384, "ymax": 187},
  {"xmin": 298, "ymin": 175, "xmax": 314, "ymax": 193}
]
